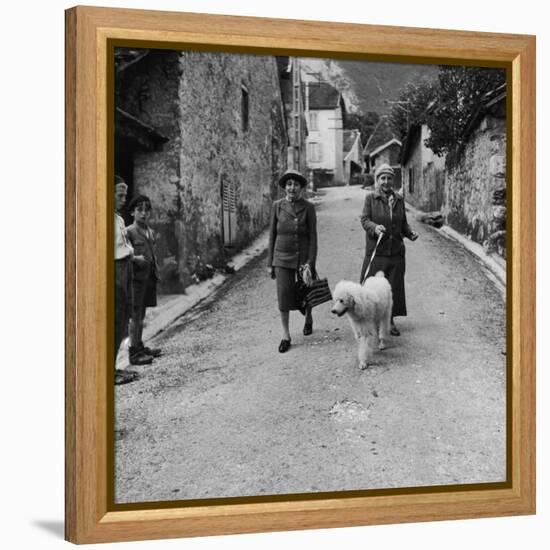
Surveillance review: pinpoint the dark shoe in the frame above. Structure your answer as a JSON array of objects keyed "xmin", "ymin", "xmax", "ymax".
[
  {"xmin": 278, "ymin": 339, "xmax": 291, "ymax": 353},
  {"xmin": 140, "ymin": 342, "xmax": 162, "ymax": 357},
  {"xmin": 390, "ymin": 325, "xmax": 400, "ymax": 336},
  {"xmin": 129, "ymin": 347, "xmax": 153, "ymax": 365},
  {"xmin": 303, "ymin": 322, "xmax": 313, "ymax": 336},
  {"xmin": 115, "ymin": 369, "xmax": 139, "ymax": 385}
]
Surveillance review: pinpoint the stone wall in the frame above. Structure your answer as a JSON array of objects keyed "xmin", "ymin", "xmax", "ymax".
[
  {"xmin": 116, "ymin": 51, "xmax": 184, "ymax": 291},
  {"xmin": 176, "ymin": 50, "xmax": 287, "ymax": 288},
  {"xmin": 443, "ymin": 113, "xmax": 506, "ymax": 258},
  {"xmin": 117, "ymin": 49, "xmax": 287, "ymax": 292}
]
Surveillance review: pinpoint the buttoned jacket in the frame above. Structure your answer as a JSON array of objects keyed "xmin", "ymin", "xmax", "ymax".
[
  {"xmin": 360, "ymin": 190, "xmax": 414, "ymax": 257},
  {"xmin": 267, "ymin": 198, "xmax": 317, "ymax": 270},
  {"xmin": 126, "ymin": 223, "xmax": 160, "ymax": 282}
]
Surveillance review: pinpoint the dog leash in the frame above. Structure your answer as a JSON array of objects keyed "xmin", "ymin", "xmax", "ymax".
[{"xmin": 361, "ymin": 232, "xmax": 384, "ymax": 285}]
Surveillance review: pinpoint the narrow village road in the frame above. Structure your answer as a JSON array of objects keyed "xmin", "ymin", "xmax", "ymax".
[{"xmin": 115, "ymin": 186, "xmax": 506, "ymax": 504}]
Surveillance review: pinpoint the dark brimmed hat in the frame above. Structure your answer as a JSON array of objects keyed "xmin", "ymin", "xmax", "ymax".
[
  {"xmin": 278, "ymin": 169, "xmax": 308, "ymax": 189},
  {"xmin": 128, "ymin": 194, "xmax": 152, "ymax": 212}
]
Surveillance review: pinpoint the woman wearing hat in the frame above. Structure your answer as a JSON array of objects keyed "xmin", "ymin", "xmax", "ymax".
[
  {"xmin": 267, "ymin": 169, "xmax": 318, "ymax": 353},
  {"xmin": 360, "ymin": 163, "xmax": 418, "ymax": 336}
]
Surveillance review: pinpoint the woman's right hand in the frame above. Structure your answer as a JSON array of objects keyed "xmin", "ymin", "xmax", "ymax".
[
  {"xmin": 267, "ymin": 267, "xmax": 275, "ymax": 279},
  {"xmin": 375, "ymin": 225, "xmax": 386, "ymax": 236}
]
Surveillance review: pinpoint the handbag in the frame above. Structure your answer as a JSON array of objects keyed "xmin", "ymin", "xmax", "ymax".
[
  {"xmin": 303, "ymin": 277, "xmax": 332, "ymax": 309},
  {"xmin": 296, "ymin": 264, "xmax": 333, "ymax": 313}
]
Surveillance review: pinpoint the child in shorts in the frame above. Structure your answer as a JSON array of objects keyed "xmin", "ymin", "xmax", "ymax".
[{"xmin": 125, "ymin": 194, "xmax": 162, "ymax": 364}]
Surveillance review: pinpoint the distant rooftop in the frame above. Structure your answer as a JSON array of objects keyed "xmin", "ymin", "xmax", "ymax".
[
  {"xmin": 307, "ymin": 82, "xmax": 342, "ymax": 110},
  {"xmin": 363, "ymin": 117, "xmax": 398, "ymax": 155},
  {"xmin": 369, "ymin": 138, "xmax": 402, "ymax": 158}
]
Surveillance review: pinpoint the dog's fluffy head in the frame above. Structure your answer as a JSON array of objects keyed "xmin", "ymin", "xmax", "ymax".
[{"xmin": 331, "ymin": 280, "xmax": 361, "ymax": 317}]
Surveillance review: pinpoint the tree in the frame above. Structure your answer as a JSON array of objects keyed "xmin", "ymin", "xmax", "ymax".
[
  {"xmin": 424, "ymin": 66, "xmax": 506, "ymax": 160},
  {"xmin": 343, "ymin": 111, "xmax": 381, "ymax": 147},
  {"xmin": 389, "ymin": 66, "xmax": 506, "ymax": 165},
  {"xmin": 388, "ymin": 81, "xmax": 437, "ymax": 142}
]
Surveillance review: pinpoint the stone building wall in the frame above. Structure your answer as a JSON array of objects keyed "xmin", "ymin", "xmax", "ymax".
[
  {"xmin": 116, "ymin": 51, "xmax": 184, "ymax": 291},
  {"xmin": 443, "ymin": 113, "xmax": 507, "ymax": 257},
  {"xmin": 175, "ymin": 50, "xmax": 287, "ymax": 289},
  {"xmin": 116, "ymin": 49, "xmax": 288, "ymax": 292}
]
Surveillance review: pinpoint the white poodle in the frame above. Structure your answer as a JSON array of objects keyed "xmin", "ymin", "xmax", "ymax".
[{"xmin": 331, "ymin": 271, "xmax": 393, "ymax": 370}]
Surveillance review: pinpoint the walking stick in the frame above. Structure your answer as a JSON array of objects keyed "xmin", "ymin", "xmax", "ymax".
[{"xmin": 361, "ymin": 232, "xmax": 384, "ymax": 285}]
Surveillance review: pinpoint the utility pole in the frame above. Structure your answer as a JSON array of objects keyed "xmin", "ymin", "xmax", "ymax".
[
  {"xmin": 383, "ymin": 100, "xmax": 411, "ymax": 199},
  {"xmin": 384, "ymin": 99, "xmax": 411, "ymax": 134},
  {"xmin": 289, "ymin": 57, "xmax": 302, "ymax": 171}
]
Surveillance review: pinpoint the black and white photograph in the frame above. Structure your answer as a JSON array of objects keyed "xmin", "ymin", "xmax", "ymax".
[
  {"xmin": 4, "ymin": 0, "xmax": 548, "ymax": 548},
  {"xmin": 113, "ymin": 47, "xmax": 507, "ymax": 504}
]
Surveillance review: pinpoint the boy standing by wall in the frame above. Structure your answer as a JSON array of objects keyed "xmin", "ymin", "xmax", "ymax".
[
  {"xmin": 126, "ymin": 194, "xmax": 162, "ymax": 365},
  {"xmin": 114, "ymin": 176, "xmax": 151, "ymax": 385}
]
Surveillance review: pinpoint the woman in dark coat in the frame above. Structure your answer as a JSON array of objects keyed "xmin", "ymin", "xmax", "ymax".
[
  {"xmin": 267, "ymin": 169, "xmax": 317, "ymax": 353},
  {"xmin": 360, "ymin": 163, "xmax": 418, "ymax": 335}
]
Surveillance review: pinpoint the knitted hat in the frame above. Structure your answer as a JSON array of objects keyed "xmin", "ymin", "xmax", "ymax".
[{"xmin": 374, "ymin": 163, "xmax": 395, "ymax": 181}]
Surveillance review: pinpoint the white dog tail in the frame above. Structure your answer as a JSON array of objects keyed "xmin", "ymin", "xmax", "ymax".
[{"xmin": 375, "ymin": 271, "xmax": 386, "ymax": 278}]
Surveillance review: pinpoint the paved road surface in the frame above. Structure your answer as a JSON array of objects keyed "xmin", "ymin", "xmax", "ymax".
[{"xmin": 115, "ymin": 186, "xmax": 506, "ymax": 504}]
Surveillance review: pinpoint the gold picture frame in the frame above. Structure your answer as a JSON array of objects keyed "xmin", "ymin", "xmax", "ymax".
[{"xmin": 65, "ymin": 5, "xmax": 535, "ymax": 544}]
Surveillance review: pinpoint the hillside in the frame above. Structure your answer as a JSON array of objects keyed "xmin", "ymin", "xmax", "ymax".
[
  {"xmin": 340, "ymin": 60, "xmax": 438, "ymax": 114},
  {"xmin": 301, "ymin": 57, "xmax": 438, "ymax": 115}
]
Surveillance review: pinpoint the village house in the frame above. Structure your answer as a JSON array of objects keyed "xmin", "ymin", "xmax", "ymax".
[
  {"xmin": 400, "ymin": 123, "xmax": 446, "ymax": 210},
  {"xmin": 343, "ymin": 129, "xmax": 364, "ymax": 185},
  {"xmin": 115, "ymin": 48, "xmax": 290, "ymax": 293},
  {"xmin": 304, "ymin": 81, "xmax": 346, "ymax": 187},
  {"xmin": 362, "ymin": 118, "xmax": 402, "ymax": 190}
]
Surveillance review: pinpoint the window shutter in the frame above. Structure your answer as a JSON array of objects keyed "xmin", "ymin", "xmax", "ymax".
[{"xmin": 222, "ymin": 178, "xmax": 237, "ymax": 246}]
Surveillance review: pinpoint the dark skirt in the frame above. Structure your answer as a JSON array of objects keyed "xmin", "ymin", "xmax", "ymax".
[
  {"xmin": 274, "ymin": 266, "xmax": 299, "ymax": 312},
  {"xmin": 360, "ymin": 254, "xmax": 407, "ymax": 317}
]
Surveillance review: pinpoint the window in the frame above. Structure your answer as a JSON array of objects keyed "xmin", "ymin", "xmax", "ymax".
[
  {"xmin": 408, "ymin": 167, "xmax": 415, "ymax": 193},
  {"xmin": 308, "ymin": 142, "xmax": 322, "ymax": 163},
  {"xmin": 309, "ymin": 111, "xmax": 318, "ymax": 131},
  {"xmin": 241, "ymin": 84, "xmax": 249, "ymax": 132}
]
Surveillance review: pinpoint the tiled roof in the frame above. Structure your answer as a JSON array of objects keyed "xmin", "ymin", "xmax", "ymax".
[
  {"xmin": 115, "ymin": 48, "xmax": 150, "ymax": 72},
  {"xmin": 462, "ymin": 84, "xmax": 506, "ymax": 140},
  {"xmin": 363, "ymin": 118, "xmax": 397, "ymax": 155},
  {"xmin": 307, "ymin": 82, "xmax": 341, "ymax": 110},
  {"xmin": 369, "ymin": 138, "xmax": 402, "ymax": 158}
]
